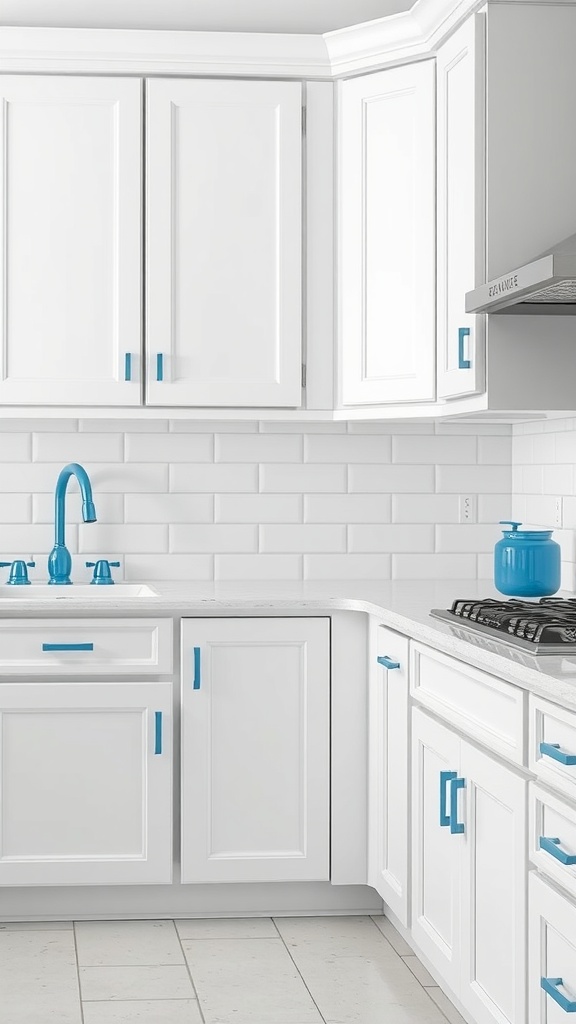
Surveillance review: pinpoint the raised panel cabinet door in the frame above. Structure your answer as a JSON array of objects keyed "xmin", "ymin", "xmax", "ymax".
[
  {"xmin": 146, "ymin": 79, "xmax": 302, "ymax": 408},
  {"xmin": 529, "ymin": 873, "xmax": 576, "ymax": 1024},
  {"xmin": 0, "ymin": 681, "xmax": 172, "ymax": 885},
  {"xmin": 368, "ymin": 625, "xmax": 409, "ymax": 925},
  {"xmin": 0, "ymin": 76, "xmax": 142, "ymax": 406},
  {"xmin": 459, "ymin": 740, "xmax": 527, "ymax": 1024},
  {"xmin": 411, "ymin": 708, "xmax": 462, "ymax": 993},
  {"xmin": 436, "ymin": 15, "xmax": 486, "ymax": 400},
  {"xmin": 180, "ymin": 617, "xmax": 329, "ymax": 883},
  {"xmin": 339, "ymin": 61, "xmax": 436, "ymax": 406}
]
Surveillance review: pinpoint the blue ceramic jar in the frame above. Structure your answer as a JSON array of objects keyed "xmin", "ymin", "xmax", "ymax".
[{"xmin": 494, "ymin": 520, "xmax": 561, "ymax": 597}]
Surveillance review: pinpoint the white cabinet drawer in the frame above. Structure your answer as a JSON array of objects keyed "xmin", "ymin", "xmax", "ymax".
[
  {"xmin": 530, "ymin": 783, "xmax": 576, "ymax": 901},
  {"xmin": 0, "ymin": 618, "xmax": 173, "ymax": 675},
  {"xmin": 529, "ymin": 872, "xmax": 576, "ymax": 1023},
  {"xmin": 410, "ymin": 641, "xmax": 525, "ymax": 764},
  {"xmin": 530, "ymin": 696, "xmax": 576, "ymax": 801}
]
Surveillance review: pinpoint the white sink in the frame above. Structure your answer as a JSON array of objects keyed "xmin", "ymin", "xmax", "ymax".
[{"xmin": 0, "ymin": 584, "xmax": 159, "ymax": 599}]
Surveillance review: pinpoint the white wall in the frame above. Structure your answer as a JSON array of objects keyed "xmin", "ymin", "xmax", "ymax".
[
  {"xmin": 512, "ymin": 417, "xmax": 576, "ymax": 591},
  {"xmin": 0, "ymin": 419, "xmax": 512, "ymax": 583}
]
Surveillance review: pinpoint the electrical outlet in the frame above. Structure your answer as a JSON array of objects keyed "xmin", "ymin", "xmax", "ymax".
[
  {"xmin": 554, "ymin": 497, "xmax": 563, "ymax": 528},
  {"xmin": 459, "ymin": 494, "xmax": 477, "ymax": 524}
]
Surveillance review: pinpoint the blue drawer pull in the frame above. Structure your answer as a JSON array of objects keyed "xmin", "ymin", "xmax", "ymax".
[
  {"xmin": 42, "ymin": 643, "xmax": 94, "ymax": 652},
  {"xmin": 156, "ymin": 353, "xmax": 164, "ymax": 382},
  {"xmin": 540, "ymin": 742, "xmax": 576, "ymax": 766},
  {"xmin": 193, "ymin": 646, "xmax": 201, "ymax": 690},
  {"xmin": 458, "ymin": 327, "xmax": 471, "ymax": 369},
  {"xmin": 440, "ymin": 770, "xmax": 457, "ymax": 827},
  {"xmin": 540, "ymin": 836, "xmax": 576, "ymax": 865},
  {"xmin": 377, "ymin": 655, "xmax": 401, "ymax": 671},
  {"xmin": 124, "ymin": 352, "xmax": 132, "ymax": 381},
  {"xmin": 154, "ymin": 711, "xmax": 162, "ymax": 755},
  {"xmin": 450, "ymin": 777, "xmax": 466, "ymax": 834},
  {"xmin": 541, "ymin": 977, "xmax": 576, "ymax": 1012}
]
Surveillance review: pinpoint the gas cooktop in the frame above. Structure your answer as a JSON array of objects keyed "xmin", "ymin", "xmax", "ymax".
[{"xmin": 430, "ymin": 598, "xmax": 576, "ymax": 655}]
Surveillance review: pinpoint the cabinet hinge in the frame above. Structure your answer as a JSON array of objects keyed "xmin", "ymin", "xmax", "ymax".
[
  {"xmin": 302, "ymin": 106, "xmax": 307, "ymax": 135},
  {"xmin": 301, "ymin": 364, "xmax": 307, "ymax": 388}
]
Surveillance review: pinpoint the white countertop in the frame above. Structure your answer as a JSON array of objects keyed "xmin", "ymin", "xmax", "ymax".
[{"xmin": 2, "ymin": 579, "xmax": 576, "ymax": 710}]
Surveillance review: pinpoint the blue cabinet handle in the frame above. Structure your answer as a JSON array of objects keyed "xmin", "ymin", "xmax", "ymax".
[
  {"xmin": 541, "ymin": 977, "xmax": 576, "ymax": 1012},
  {"xmin": 154, "ymin": 711, "xmax": 163, "ymax": 755},
  {"xmin": 377, "ymin": 655, "xmax": 401, "ymax": 670},
  {"xmin": 124, "ymin": 353, "xmax": 132, "ymax": 381},
  {"xmin": 42, "ymin": 643, "xmax": 94, "ymax": 652},
  {"xmin": 540, "ymin": 742, "xmax": 576, "ymax": 766},
  {"xmin": 193, "ymin": 646, "xmax": 201, "ymax": 689},
  {"xmin": 156, "ymin": 353, "xmax": 164, "ymax": 382},
  {"xmin": 458, "ymin": 327, "xmax": 471, "ymax": 369},
  {"xmin": 540, "ymin": 836, "xmax": 576, "ymax": 865},
  {"xmin": 440, "ymin": 770, "xmax": 457, "ymax": 827},
  {"xmin": 450, "ymin": 777, "xmax": 466, "ymax": 834}
]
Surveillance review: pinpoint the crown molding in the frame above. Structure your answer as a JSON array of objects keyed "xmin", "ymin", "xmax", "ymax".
[{"xmin": 0, "ymin": 0, "xmax": 481, "ymax": 79}]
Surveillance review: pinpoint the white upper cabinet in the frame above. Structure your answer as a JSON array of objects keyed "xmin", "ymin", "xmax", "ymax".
[
  {"xmin": 436, "ymin": 16, "xmax": 486, "ymax": 400},
  {"xmin": 146, "ymin": 79, "xmax": 302, "ymax": 408},
  {"xmin": 0, "ymin": 75, "xmax": 142, "ymax": 407},
  {"xmin": 338, "ymin": 61, "xmax": 436, "ymax": 406}
]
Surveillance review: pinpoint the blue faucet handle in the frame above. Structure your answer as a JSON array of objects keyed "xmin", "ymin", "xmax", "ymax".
[
  {"xmin": 85, "ymin": 560, "xmax": 120, "ymax": 585},
  {"xmin": 4, "ymin": 560, "xmax": 36, "ymax": 585}
]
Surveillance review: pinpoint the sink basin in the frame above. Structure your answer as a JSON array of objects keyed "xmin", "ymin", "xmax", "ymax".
[{"xmin": 0, "ymin": 584, "xmax": 159, "ymax": 599}]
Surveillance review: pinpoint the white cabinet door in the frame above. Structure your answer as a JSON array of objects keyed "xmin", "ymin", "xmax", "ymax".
[
  {"xmin": 460, "ymin": 739, "xmax": 527, "ymax": 1024},
  {"xmin": 411, "ymin": 708, "xmax": 462, "ymax": 992},
  {"xmin": 146, "ymin": 79, "xmax": 302, "ymax": 408},
  {"xmin": 368, "ymin": 625, "xmax": 409, "ymax": 925},
  {"xmin": 0, "ymin": 76, "xmax": 142, "ymax": 407},
  {"xmin": 436, "ymin": 16, "xmax": 486, "ymax": 399},
  {"xmin": 180, "ymin": 617, "xmax": 329, "ymax": 883},
  {"xmin": 529, "ymin": 873, "xmax": 576, "ymax": 1024},
  {"xmin": 339, "ymin": 61, "xmax": 435, "ymax": 406},
  {"xmin": 0, "ymin": 681, "xmax": 172, "ymax": 885}
]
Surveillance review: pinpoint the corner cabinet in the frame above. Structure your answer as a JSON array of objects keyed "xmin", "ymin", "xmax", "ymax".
[
  {"xmin": 0, "ymin": 75, "xmax": 142, "ymax": 407},
  {"xmin": 338, "ymin": 61, "xmax": 436, "ymax": 407},
  {"xmin": 180, "ymin": 617, "xmax": 329, "ymax": 883}
]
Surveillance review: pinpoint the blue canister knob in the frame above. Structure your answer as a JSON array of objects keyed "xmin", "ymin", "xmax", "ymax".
[{"xmin": 494, "ymin": 521, "xmax": 560, "ymax": 597}]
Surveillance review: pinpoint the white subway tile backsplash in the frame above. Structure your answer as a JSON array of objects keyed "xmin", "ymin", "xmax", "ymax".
[
  {"xmin": 125, "ymin": 494, "xmax": 214, "ymax": 524},
  {"xmin": 392, "ymin": 553, "xmax": 477, "ymax": 579},
  {"xmin": 126, "ymin": 434, "xmax": 213, "ymax": 463},
  {"xmin": 78, "ymin": 524, "xmax": 168, "ymax": 555},
  {"xmin": 261, "ymin": 464, "xmax": 347, "ymax": 493},
  {"xmin": 522, "ymin": 464, "xmax": 544, "ymax": 494},
  {"xmin": 303, "ymin": 554, "xmax": 391, "ymax": 580},
  {"xmin": 170, "ymin": 524, "xmax": 257, "ymax": 553},
  {"xmin": 216, "ymin": 494, "xmax": 302, "ymax": 524},
  {"xmin": 1, "ymin": 523, "xmax": 70, "ymax": 555},
  {"xmin": 524, "ymin": 494, "xmax": 558, "ymax": 526},
  {"xmin": 215, "ymin": 554, "xmax": 302, "ymax": 580},
  {"xmin": 33, "ymin": 492, "xmax": 125, "ymax": 525},
  {"xmin": 260, "ymin": 524, "xmax": 346, "ymax": 553},
  {"xmin": 477, "ymin": 436, "xmax": 512, "ymax": 465},
  {"xmin": 543, "ymin": 464, "xmax": 574, "ymax": 496},
  {"xmin": 477, "ymin": 494, "xmax": 511, "ymax": 523},
  {"xmin": 171, "ymin": 420, "xmax": 258, "ymax": 433},
  {"xmin": 349, "ymin": 525, "xmax": 434, "ymax": 553},
  {"xmin": 80, "ymin": 419, "xmax": 168, "ymax": 433},
  {"xmin": 477, "ymin": 553, "xmax": 494, "ymax": 579},
  {"xmin": 305, "ymin": 434, "xmax": 391, "ymax": 463},
  {"xmin": 171, "ymin": 464, "xmax": 258, "ymax": 493},
  {"xmin": 216, "ymin": 434, "xmax": 302, "ymax": 463},
  {"xmin": 532, "ymin": 432, "xmax": 555, "ymax": 464},
  {"xmin": 89, "ymin": 465, "xmax": 169, "ymax": 493},
  {"xmin": 0, "ymin": 434, "xmax": 31, "ymax": 461},
  {"xmin": 348, "ymin": 422, "xmax": 434, "ymax": 434},
  {"xmin": 392, "ymin": 494, "xmax": 459, "ymax": 524},
  {"xmin": 0, "ymin": 419, "xmax": 77, "ymax": 432},
  {"xmin": 349, "ymin": 465, "xmax": 435, "ymax": 493},
  {"xmin": 124, "ymin": 554, "xmax": 214, "ymax": 581},
  {"xmin": 0, "ymin": 495, "xmax": 31, "ymax": 524},
  {"xmin": 304, "ymin": 494, "xmax": 391, "ymax": 524},
  {"xmin": 392, "ymin": 435, "xmax": 476, "ymax": 464},
  {"xmin": 436, "ymin": 465, "xmax": 511, "ymax": 494},
  {"xmin": 554, "ymin": 431, "xmax": 576, "ymax": 463},
  {"xmin": 435, "ymin": 524, "xmax": 500, "ymax": 553},
  {"xmin": 261, "ymin": 421, "xmax": 346, "ymax": 433},
  {"xmin": 33, "ymin": 433, "xmax": 123, "ymax": 463}
]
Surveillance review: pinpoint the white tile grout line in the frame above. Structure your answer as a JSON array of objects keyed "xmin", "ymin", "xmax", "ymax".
[
  {"xmin": 172, "ymin": 917, "xmax": 208, "ymax": 1023},
  {"xmin": 72, "ymin": 921, "xmax": 86, "ymax": 1024},
  {"xmin": 271, "ymin": 916, "xmax": 328, "ymax": 1024}
]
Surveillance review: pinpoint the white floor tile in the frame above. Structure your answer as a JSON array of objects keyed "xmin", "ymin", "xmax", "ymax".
[
  {"xmin": 79, "ymin": 965, "xmax": 195, "ymax": 1001},
  {"xmin": 82, "ymin": 999, "xmax": 203, "ymax": 1024},
  {"xmin": 75, "ymin": 920, "xmax": 184, "ymax": 966},
  {"xmin": 0, "ymin": 919, "xmax": 73, "ymax": 931},
  {"xmin": 275, "ymin": 915, "xmax": 400, "ymax": 959},
  {"xmin": 402, "ymin": 954, "xmax": 436, "ymax": 987},
  {"xmin": 371, "ymin": 915, "xmax": 413, "ymax": 955},
  {"xmin": 0, "ymin": 930, "xmax": 81, "ymax": 1023},
  {"xmin": 0, "ymin": 928, "xmax": 76, "ymax": 965},
  {"xmin": 181, "ymin": 936, "xmax": 323, "ymax": 1024},
  {"xmin": 427, "ymin": 986, "xmax": 468, "ymax": 1024},
  {"xmin": 176, "ymin": 917, "xmax": 277, "ymax": 939}
]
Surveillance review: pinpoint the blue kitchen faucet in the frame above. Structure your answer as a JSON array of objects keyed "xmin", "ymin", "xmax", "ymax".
[{"xmin": 47, "ymin": 463, "xmax": 97, "ymax": 585}]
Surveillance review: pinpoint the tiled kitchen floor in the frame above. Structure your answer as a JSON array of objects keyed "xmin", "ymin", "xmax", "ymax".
[{"xmin": 0, "ymin": 915, "xmax": 466, "ymax": 1024}]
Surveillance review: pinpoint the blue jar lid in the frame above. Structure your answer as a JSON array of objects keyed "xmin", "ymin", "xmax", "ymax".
[{"xmin": 499, "ymin": 520, "xmax": 553, "ymax": 539}]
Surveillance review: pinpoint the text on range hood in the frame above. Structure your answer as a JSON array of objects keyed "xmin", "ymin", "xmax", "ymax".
[{"xmin": 465, "ymin": 232, "xmax": 576, "ymax": 315}]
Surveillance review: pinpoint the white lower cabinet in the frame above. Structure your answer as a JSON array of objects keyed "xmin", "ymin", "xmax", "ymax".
[
  {"xmin": 529, "ymin": 872, "xmax": 576, "ymax": 1024},
  {"xmin": 180, "ymin": 617, "xmax": 330, "ymax": 883},
  {"xmin": 411, "ymin": 707, "xmax": 527, "ymax": 1024},
  {"xmin": 368, "ymin": 624, "xmax": 409, "ymax": 925},
  {"xmin": 0, "ymin": 681, "xmax": 172, "ymax": 886}
]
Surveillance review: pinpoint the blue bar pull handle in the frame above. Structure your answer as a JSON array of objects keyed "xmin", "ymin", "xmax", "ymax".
[
  {"xmin": 458, "ymin": 327, "xmax": 471, "ymax": 369},
  {"xmin": 156, "ymin": 353, "xmax": 164, "ymax": 382},
  {"xmin": 193, "ymin": 647, "xmax": 201, "ymax": 690},
  {"xmin": 377, "ymin": 655, "xmax": 401, "ymax": 671},
  {"xmin": 440, "ymin": 770, "xmax": 457, "ymax": 827},
  {"xmin": 124, "ymin": 353, "xmax": 132, "ymax": 381},
  {"xmin": 154, "ymin": 711, "xmax": 162, "ymax": 755},
  {"xmin": 450, "ymin": 776, "xmax": 466, "ymax": 834},
  {"xmin": 541, "ymin": 977, "xmax": 576, "ymax": 1012},
  {"xmin": 540, "ymin": 742, "xmax": 576, "ymax": 766},
  {"xmin": 42, "ymin": 643, "xmax": 94, "ymax": 652},
  {"xmin": 539, "ymin": 836, "xmax": 576, "ymax": 865}
]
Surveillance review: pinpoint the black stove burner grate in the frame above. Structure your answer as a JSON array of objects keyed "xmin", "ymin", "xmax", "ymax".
[{"xmin": 448, "ymin": 597, "xmax": 576, "ymax": 645}]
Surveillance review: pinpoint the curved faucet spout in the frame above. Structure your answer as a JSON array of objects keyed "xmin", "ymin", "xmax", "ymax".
[{"xmin": 48, "ymin": 463, "xmax": 97, "ymax": 585}]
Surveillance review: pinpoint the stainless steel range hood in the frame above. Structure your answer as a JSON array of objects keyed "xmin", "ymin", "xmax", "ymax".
[{"xmin": 465, "ymin": 233, "xmax": 576, "ymax": 315}]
